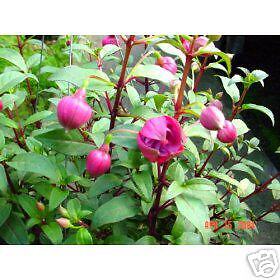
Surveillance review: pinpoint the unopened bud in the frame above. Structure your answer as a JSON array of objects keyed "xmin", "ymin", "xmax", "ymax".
[
  {"xmin": 36, "ymin": 201, "xmax": 45, "ymax": 212},
  {"xmin": 56, "ymin": 218, "xmax": 71, "ymax": 229},
  {"xmin": 58, "ymin": 205, "xmax": 69, "ymax": 218}
]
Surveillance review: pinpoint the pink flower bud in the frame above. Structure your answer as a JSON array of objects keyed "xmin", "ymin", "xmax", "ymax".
[
  {"xmin": 56, "ymin": 218, "xmax": 71, "ymax": 229},
  {"xmin": 137, "ymin": 116, "xmax": 186, "ymax": 164},
  {"xmin": 181, "ymin": 36, "xmax": 209, "ymax": 53},
  {"xmin": 217, "ymin": 120, "xmax": 237, "ymax": 143},
  {"xmin": 193, "ymin": 36, "xmax": 209, "ymax": 52},
  {"xmin": 0, "ymin": 100, "xmax": 3, "ymax": 111},
  {"xmin": 102, "ymin": 35, "xmax": 118, "ymax": 46},
  {"xmin": 57, "ymin": 88, "xmax": 92, "ymax": 130},
  {"xmin": 209, "ymin": 99, "xmax": 223, "ymax": 111},
  {"xmin": 200, "ymin": 105, "xmax": 225, "ymax": 130},
  {"xmin": 66, "ymin": 40, "xmax": 71, "ymax": 46},
  {"xmin": 36, "ymin": 201, "xmax": 45, "ymax": 212},
  {"xmin": 86, "ymin": 144, "xmax": 111, "ymax": 177},
  {"xmin": 180, "ymin": 37, "xmax": 191, "ymax": 52},
  {"xmin": 156, "ymin": 56, "xmax": 177, "ymax": 74}
]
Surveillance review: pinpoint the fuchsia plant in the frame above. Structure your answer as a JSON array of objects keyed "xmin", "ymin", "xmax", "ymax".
[
  {"xmin": 57, "ymin": 87, "xmax": 92, "ymax": 130},
  {"xmin": 156, "ymin": 56, "xmax": 178, "ymax": 74},
  {"xmin": 137, "ymin": 116, "xmax": 185, "ymax": 163},
  {"xmin": 102, "ymin": 35, "xmax": 118, "ymax": 46},
  {"xmin": 0, "ymin": 35, "xmax": 279, "ymax": 245},
  {"xmin": 86, "ymin": 143, "xmax": 111, "ymax": 177}
]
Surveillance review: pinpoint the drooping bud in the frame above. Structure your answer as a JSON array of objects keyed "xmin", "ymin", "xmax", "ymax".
[
  {"xmin": 66, "ymin": 40, "xmax": 71, "ymax": 46},
  {"xmin": 86, "ymin": 143, "xmax": 111, "ymax": 177},
  {"xmin": 209, "ymin": 99, "xmax": 223, "ymax": 111},
  {"xmin": 102, "ymin": 35, "xmax": 118, "ymax": 46},
  {"xmin": 36, "ymin": 201, "xmax": 45, "ymax": 212},
  {"xmin": 193, "ymin": 36, "xmax": 209, "ymax": 52},
  {"xmin": 58, "ymin": 205, "xmax": 69, "ymax": 218},
  {"xmin": 56, "ymin": 218, "xmax": 71, "ymax": 229},
  {"xmin": 217, "ymin": 120, "xmax": 237, "ymax": 143},
  {"xmin": 200, "ymin": 105, "xmax": 225, "ymax": 130},
  {"xmin": 0, "ymin": 100, "xmax": 3, "ymax": 111},
  {"xmin": 57, "ymin": 88, "xmax": 92, "ymax": 130},
  {"xmin": 156, "ymin": 56, "xmax": 177, "ymax": 74}
]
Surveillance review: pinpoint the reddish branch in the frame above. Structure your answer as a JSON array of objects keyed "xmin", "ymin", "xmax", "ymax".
[
  {"xmin": 174, "ymin": 39, "xmax": 196, "ymax": 119},
  {"xmin": 148, "ymin": 161, "xmax": 170, "ymax": 237},
  {"xmin": 229, "ymin": 87, "xmax": 249, "ymax": 121},
  {"xmin": 109, "ymin": 36, "xmax": 135, "ymax": 131},
  {"xmin": 193, "ymin": 56, "xmax": 208, "ymax": 92}
]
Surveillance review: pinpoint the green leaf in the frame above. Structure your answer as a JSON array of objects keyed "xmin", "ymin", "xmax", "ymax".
[
  {"xmin": 0, "ymin": 165, "xmax": 8, "ymax": 193},
  {"xmin": 157, "ymin": 43, "xmax": 185, "ymax": 62},
  {"xmin": 0, "ymin": 203, "xmax": 12, "ymax": 227},
  {"xmin": 49, "ymin": 188, "xmax": 69, "ymax": 211},
  {"xmin": 129, "ymin": 64, "xmax": 175, "ymax": 84},
  {"xmin": 230, "ymin": 163, "xmax": 259, "ymax": 184},
  {"xmin": 249, "ymin": 70, "xmax": 268, "ymax": 86},
  {"xmin": 35, "ymin": 129, "xmax": 94, "ymax": 156},
  {"xmin": 232, "ymin": 119, "xmax": 250, "ymax": 136},
  {"xmin": 0, "ymin": 113, "xmax": 18, "ymax": 129},
  {"xmin": 183, "ymin": 122, "xmax": 212, "ymax": 141},
  {"xmin": 0, "ymin": 71, "xmax": 37, "ymax": 94},
  {"xmin": 130, "ymin": 105, "xmax": 160, "ymax": 119},
  {"xmin": 24, "ymin": 110, "xmax": 53, "ymax": 126},
  {"xmin": 76, "ymin": 228, "xmax": 93, "ymax": 245},
  {"xmin": 18, "ymin": 194, "xmax": 39, "ymax": 217},
  {"xmin": 126, "ymin": 85, "xmax": 141, "ymax": 107},
  {"xmin": 175, "ymin": 194, "xmax": 211, "ymax": 244},
  {"xmin": 132, "ymin": 170, "xmax": 153, "ymax": 202},
  {"xmin": 26, "ymin": 53, "xmax": 45, "ymax": 69},
  {"xmin": 262, "ymin": 213, "xmax": 280, "ymax": 223},
  {"xmin": 100, "ymin": 44, "xmax": 120, "ymax": 59},
  {"xmin": 89, "ymin": 174, "xmax": 122, "ymax": 197},
  {"xmin": 0, "ymin": 130, "xmax": 5, "ymax": 150},
  {"xmin": 229, "ymin": 194, "xmax": 241, "ymax": 211},
  {"xmin": 208, "ymin": 170, "xmax": 240, "ymax": 187},
  {"xmin": 218, "ymin": 76, "xmax": 240, "ymax": 102},
  {"xmin": 166, "ymin": 178, "xmax": 219, "ymax": 205},
  {"xmin": 236, "ymin": 178, "xmax": 255, "ymax": 197},
  {"xmin": 8, "ymin": 153, "xmax": 61, "ymax": 182},
  {"xmin": 135, "ymin": 235, "xmax": 157, "ymax": 245},
  {"xmin": 242, "ymin": 103, "xmax": 274, "ymax": 126},
  {"xmin": 0, "ymin": 48, "xmax": 27, "ymax": 72},
  {"xmin": 92, "ymin": 194, "xmax": 138, "ymax": 228},
  {"xmin": 42, "ymin": 222, "xmax": 63, "ymax": 244},
  {"xmin": 48, "ymin": 65, "xmax": 114, "ymax": 91},
  {"xmin": 175, "ymin": 232, "xmax": 203, "ymax": 245},
  {"xmin": 67, "ymin": 198, "xmax": 81, "ymax": 221},
  {"xmin": 0, "ymin": 213, "xmax": 29, "ymax": 244},
  {"xmin": 111, "ymin": 124, "xmax": 140, "ymax": 149}
]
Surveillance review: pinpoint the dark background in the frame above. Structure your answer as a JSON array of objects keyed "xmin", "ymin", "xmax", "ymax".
[{"xmin": 219, "ymin": 35, "xmax": 280, "ymax": 169}]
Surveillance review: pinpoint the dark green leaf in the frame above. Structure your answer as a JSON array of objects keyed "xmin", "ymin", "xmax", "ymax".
[
  {"xmin": 92, "ymin": 194, "xmax": 138, "ymax": 228},
  {"xmin": 42, "ymin": 222, "xmax": 63, "ymax": 244},
  {"xmin": 89, "ymin": 174, "xmax": 122, "ymax": 197},
  {"xmin": 49, "ymin": 188, "xmax": 69, "ymax": 211}
]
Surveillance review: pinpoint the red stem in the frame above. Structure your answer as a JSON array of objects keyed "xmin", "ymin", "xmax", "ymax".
[{"xmin": 193, "ymin": 56, "xmax": 208, "ymax": 92}]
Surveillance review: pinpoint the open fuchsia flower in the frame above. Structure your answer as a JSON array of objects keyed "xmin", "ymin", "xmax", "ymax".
[
  {"xmin": 200, "ymin": 105, "xmax": 225, "ymax": 131},
  {"xmin": 217, "ymin": 120, "xmax": 237, "ymax": 143},
  {"xmin": 102, "ymin": 35, "xmax": 118, "ymax": 46},
  {"xmin": 57, "ymin": 88, "xmax": 92, "ymax": 130},
  {"xmin": 137, "ymin": 116, "xmax": 186, "ymax": 164},
  {"xmin": 86, "ymin": 144, "xmax": 111, "ymax": 177},
  {"xmin": 156, "ymin": 56, "xmax": 177, "ymax": 74}
]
